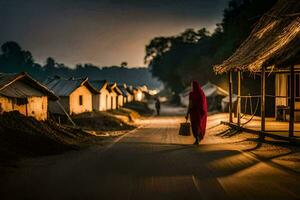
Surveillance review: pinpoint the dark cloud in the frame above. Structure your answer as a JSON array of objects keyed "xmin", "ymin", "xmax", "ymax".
[{"xmin": 0, "ymin": 0, "xmax": 230, "ymax": 67}]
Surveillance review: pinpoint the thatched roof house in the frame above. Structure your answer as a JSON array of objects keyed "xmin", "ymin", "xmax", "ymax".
[
  {"xmin": 0, "ymin": 72, "xmax": 58, "ymax": 120},
  {"xmin": 214, "ymin": 0, "xmax": 300, "ymax": 73},
  {"xmin": 44, "ymin": 76, "xmax": 98, "ymax": 115},
  {"xmin": 214, "ymin": 0, "xmax": 300, "ymax": 137}
]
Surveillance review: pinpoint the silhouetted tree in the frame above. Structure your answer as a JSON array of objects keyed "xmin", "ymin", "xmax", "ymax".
[
  {"xmin": 145, "ymin": 0, "xmax": 277, "ymax": 101},
  {"xmin": 121, "ymin": 62, "xmax": 128, "ymax": 68},
  {"xmin": 0, "ymin": 41, "xmax": 34, "ymax": 72}
]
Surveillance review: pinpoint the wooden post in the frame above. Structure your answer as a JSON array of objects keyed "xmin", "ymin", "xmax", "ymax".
[
  {"xmin": 237, "ymin": 71, "xmax": 241, "ymax": 126},
  {"xmin": 261, "ymin": 66, "xmax": 266, "ymax": 139},
  {"xmin": 289, "ymin": 65, "xmax": 295, "ymax": 137},
  {"xmin": 229, "ymin": 71, "xmax": 233, "ymax": 123}
]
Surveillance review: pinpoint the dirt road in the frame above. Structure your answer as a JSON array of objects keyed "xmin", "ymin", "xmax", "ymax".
[{"xmin": 1, "ymin": 110, "xmax": 300, "ymax": 200}]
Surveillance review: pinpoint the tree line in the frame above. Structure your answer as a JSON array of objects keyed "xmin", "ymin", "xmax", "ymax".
[
  {"xmin": 145, "ymin": 0, "xmax": 277, "ymax": 100},
  {"xmin": 0, "ymin": 41, "xmax": 161, "ymax": 89}
]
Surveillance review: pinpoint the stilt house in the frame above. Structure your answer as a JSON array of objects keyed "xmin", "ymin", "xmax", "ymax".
[{"xmin": 214, "ymin": 0, "xmax": 300, "ymax": 137}]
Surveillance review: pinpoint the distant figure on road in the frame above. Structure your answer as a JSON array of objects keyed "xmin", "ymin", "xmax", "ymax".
[
  {"xmin": 155, "ymin": 97, "xmax": 161, "ymax": 116},
  {"xmin": 186, "ymin": 80, "xmax": 207, "ymax": 145}
]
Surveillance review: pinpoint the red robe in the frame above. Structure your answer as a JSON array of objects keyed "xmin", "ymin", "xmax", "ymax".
[{"xmin": 189, "ymin": 80, "xmax": 207, "ymax": 138}]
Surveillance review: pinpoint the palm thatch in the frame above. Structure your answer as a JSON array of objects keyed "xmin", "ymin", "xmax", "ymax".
[{"xmin": 214, "ymin": 0, "xmax": 300, "ymax": 74}]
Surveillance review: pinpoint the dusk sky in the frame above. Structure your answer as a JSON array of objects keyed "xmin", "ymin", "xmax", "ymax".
[{"xmin": 0, "ymin": 0, "xmax": 230, "ymax": 67}]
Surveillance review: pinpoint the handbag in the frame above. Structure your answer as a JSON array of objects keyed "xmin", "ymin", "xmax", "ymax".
[{"xmin": 179, "ymin": 120, "xmax": 191, "ymax": 136}]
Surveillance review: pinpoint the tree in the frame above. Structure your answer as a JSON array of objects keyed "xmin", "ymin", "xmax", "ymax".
[
  {"xmin": 1, "ymin": 41, "xmax": 22, "ymax": 55},
  {"xmin": 121, "ymin": 62, "xmax": 128, "ymax": 68},
  {"xmin": 145, "ymin": 0, "xmax": 277, "ymax": 101},
  {"xmin": 46, "ymin": 57, "xmax": 56, "ymax": 68},
  {"xmin": 0, "ymin": 41, "xmax": 34, "ymax": 72}
]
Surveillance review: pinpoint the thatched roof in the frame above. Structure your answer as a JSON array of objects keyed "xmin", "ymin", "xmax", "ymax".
[{"xmin": 214, "ymin": 0, "xmax": 300, "ymax": 74}]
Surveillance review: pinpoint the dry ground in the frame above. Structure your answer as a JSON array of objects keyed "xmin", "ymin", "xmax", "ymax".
[{"xmin": 1, "ymin": 108, "xmax": 300, "ymax": 200}]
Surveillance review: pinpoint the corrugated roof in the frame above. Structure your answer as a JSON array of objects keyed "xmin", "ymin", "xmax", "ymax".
[
  {"xmin": 44, "ymin": 77, "xmax": 98, "ymax": 96},
  {"xmin": 126, "ymin": 87, "xmax": 134, "ymax": 95},
  {"xmin": 90, "ymin": 80, "xmax": 107, "ymax": 91},
  {"xmin": 107, "ymin": 83, "xmax": 122, "ymax": 95},
  {"xmin": 118, "ymin": 85, "xmax": 128, "ymax": 97},
  {"xmin": 0, "ymin": 72, "xmax": 58, "ymax": 100},
  {"xmin": 0, "ymin": 73, "xmax": 20, "ymax": 89}
]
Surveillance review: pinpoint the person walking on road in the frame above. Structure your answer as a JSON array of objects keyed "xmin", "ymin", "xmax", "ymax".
[
  {"xmin": 186, "ymin": 80, "xmax": 207, "ymax": 145},
  {"xmin": 155, "ymin": 97, "xmax": 161, "ymax": 116}
]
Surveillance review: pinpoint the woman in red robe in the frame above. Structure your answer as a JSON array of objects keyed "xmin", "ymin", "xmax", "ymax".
[{"xmin": 186, "ymin": 80, "xmax": 207, "ymax": 145}]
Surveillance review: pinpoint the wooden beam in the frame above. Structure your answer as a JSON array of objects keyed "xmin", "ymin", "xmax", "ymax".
[
  {"xmin": 228, "ymin": 71, "xmax": 233, "ymax": 123},
  {"xmin": 237, "ymin": 71, "xmax": 241, "ymax": 126},
  {"xmin": 221, "ymin": 121, "xmax": 300, "ymax": 144},
  {"xmin": 289, "ymin": 65, "xmax": 295, "ymax": 137},
  {"xmin": 261, "ymin": 66, "xmax": 266, "ymax": 139}
]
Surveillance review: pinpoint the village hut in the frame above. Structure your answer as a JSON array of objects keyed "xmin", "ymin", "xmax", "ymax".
[
  {"xmin": 139, "ymin": 85, "xmax": 153, "ymax": 101},
  {"xmin": 118, "ymin": 84, "xmax": 129, "ymax": 104},
  {"xmin": 125, "ymin": 86, "xmax": 134, "ymax": 102},
  {"xmin": 90, "ymin": 80, "xmax": 110, "ymax": 111},
  {"xmin": 115, "ymin": 85, "xmax": 124, "ymax": 108},
  {"xmin": 179, "ymin": 87, "xmax": 191, "ymax": 107},
  {"xmin": 180, "ymin": 82, "xmax": 228, "ymax": 111},
  {"xmin": 202, "ymin": 82, "xmax": 228, "ymax": 111},
  {"xmin": 108, "ymin": 83, "xmax": 123, "ymax": 109},
  {"xmin": 139, "ymin": 85, "xmax": 149, "ymax": 93},
  {"xmin": 214, "ymin": 0, "xmax": 300, "ymax": 137},
  {"xmin": 44, "ymin": 76, "xmax": 98, "ymax": 115},
  {"xmin": 0, "ymin": 72, "xmax": 58, "ymax": 121},
  {"xmin": 221, "ymin": 94, "xmax": 238, "ymax": 113},
  {"xmin": 133, "ymin": 87, "xmax": 143, "ymax": 102}
]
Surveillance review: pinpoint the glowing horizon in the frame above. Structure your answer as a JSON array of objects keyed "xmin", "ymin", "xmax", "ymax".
[{"xmin": 0, "ymin": 0, "xmax": 230, "ymax": 68}]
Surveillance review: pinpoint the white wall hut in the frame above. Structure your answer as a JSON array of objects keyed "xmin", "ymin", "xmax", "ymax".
[
  {"xmin": 0, "ymin": 72, "xmax": 58, "ymax": 121},
  {"xmin": 179, "ymin": 87, "xmax": 191, "ymax": 107},
  {"xmin": 90, "ymin": 80, "xmax": 110, "ymax": 111},
  {"xmin": 118, "ymin": 84, "xmax": 129, "ymax": 104},
  {"xmin": 133, "ymin": 87, "xmax": 143, "ymax": 102},
  {"xmin": 108, "ymin": 83, "xmax": 123, "ymax": 109},
  {"xmin": 115, "ymin": 85, "xmax": 124, "ymax": 108},
  {"xmin": 108, "ymin": 83, "xmax": 117, "ymax": 110},
  {"xmin": 125, "ymin": 86, "xmax": 134, "ymax": 103},
  {"xmin": 44, "ymin": 77, "xmax": 98, "ymax": 115},
  {"xmin": 180, "ymin": 82, "xmax": 228, "ymax": 111},
  {"xmin": 202, "ymin": 82, "xmax": 228, "ymax": 111}
]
